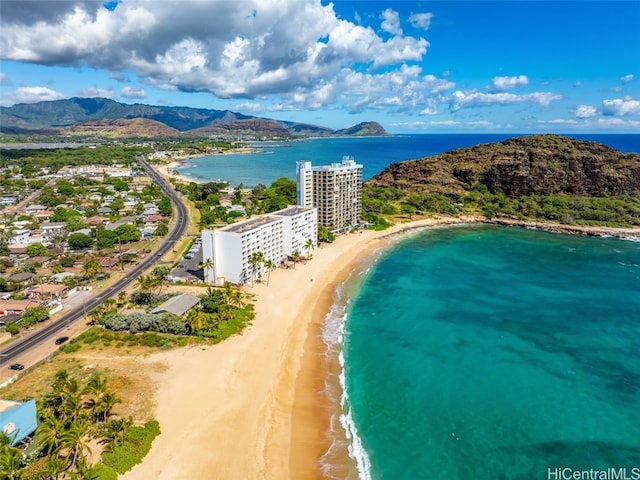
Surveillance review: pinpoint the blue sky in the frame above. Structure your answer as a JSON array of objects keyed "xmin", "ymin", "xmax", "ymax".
[{"xmin": 0, "ymin": 1, "xmax": 638, "ymax": 133}]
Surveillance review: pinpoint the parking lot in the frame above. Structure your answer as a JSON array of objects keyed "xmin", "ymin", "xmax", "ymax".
[{"xmin": 171, "ymin": 238, "xmax": 203, "ymax": 282}]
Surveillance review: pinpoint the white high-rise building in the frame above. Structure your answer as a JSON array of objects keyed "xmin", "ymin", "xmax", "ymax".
[
  {"xmin": 201, "ymin": 206, "xmax": 317, "ymax": 285},
  {"xmin": 296, "ymin": 156, "xmax": 362, "ymax": 231}
]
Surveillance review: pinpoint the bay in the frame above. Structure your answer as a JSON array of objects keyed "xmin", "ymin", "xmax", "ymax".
[
  {"xmin": 176, "ymin": 133, "xmax": 640, "ymax": 187},
  {"xmin": 340, "ymin": 225, "xmax": 640, "ymax": 479}
]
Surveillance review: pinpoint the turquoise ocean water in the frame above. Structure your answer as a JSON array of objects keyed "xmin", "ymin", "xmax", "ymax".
[
  {"xmin": 328, "ymin": 225, "xmax": 640, "ymax": 480},
  {"xmin": 181, "ymin": 134, "xmax": 640, "ymax": 478}
]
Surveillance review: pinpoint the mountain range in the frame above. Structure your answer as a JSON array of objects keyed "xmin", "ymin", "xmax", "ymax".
[{"xmin": 0, "ymin": 97, "xmax": 389, "ymax": 139}]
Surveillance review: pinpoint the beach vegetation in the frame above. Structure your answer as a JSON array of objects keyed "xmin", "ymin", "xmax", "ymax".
[
  {"xmin": 0, "ymin": 369, "xmax": 156, "ymax": 479},
  {"xmin": 100, "ymin": 421, "xmax": 160, "ymax": 475},
  {"xmin": 317, "ymin": 225, "xmax": 335, "ymax": 243}
]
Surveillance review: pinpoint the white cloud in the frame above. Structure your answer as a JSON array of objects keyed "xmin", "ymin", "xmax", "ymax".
[
  {"xmin": 539, "ymin": 117, "xmax": 640, "ymax": 130},
  {"xmin": 121, "ymin": 86, "xmax": 146, "ymax": 99},
  {"xmin": 574, "ymin": 105, "xmax": 598, "ymax": 118},
  {"xmin": 595, "ymin": 117, "xmax": 640, "ymax": 128},
  {"xmin": 621, "ymin": 74, "xmax": 634, "ymax": 84},
  {"xmin": 409, "ymin": 12, "xmax": 434, "ymax": 31},
  {"xmin": 423, "ymin": 74, "xmax": 455, "ymax": 94},
  {"xmin": 0, "ymin": 86, "xmax": 65, "ymax": 106},
  {"xmin": 77, "ymin": 87, "xmax": 115, "ymax": 99},
  {"xmin": 450, "ymin": 90, "xmax": 562, "ymax": 111},
  {"xmin": 0, "ymin": 0, "xmax": 430, "ymax": 105},
  {"xmin": 0, "ymin": 72, "xmax": 7, "ymax": 84},
  {"xmin": 489, "ymin": 75, "xmax": 528, "ymax": 92},
  {"xmin": 380, "ymin": 8, "xmax": 402, "ymax": 35},
  {"xmin": 602, "ymin": 97, "xmax": 640, "ymax": 116},
  {"xmin": 109, "ymin": 72, "xmax": 126, "ymax": 82}
]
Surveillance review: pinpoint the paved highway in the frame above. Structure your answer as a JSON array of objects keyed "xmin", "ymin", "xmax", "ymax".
[{"xmin": 0, "ymin": 156, "xmax": 189, "ymax": 366}]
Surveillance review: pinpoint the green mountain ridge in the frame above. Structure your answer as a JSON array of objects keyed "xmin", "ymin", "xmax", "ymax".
[{"xmin": 0, "ymin": 97, "xmax": 387, "ymax": 138}]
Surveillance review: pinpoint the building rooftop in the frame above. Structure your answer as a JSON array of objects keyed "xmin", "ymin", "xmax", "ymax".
[
  {"xmin": 221, "ymin": 215, "xmax": 282, "ymax": 234},
  {"xmin": 150, "ymin": 293, "xmax": 201, "ymax": 316},
  {"xmin": 0, "ymin": 399, "xmax": 20, "ymax": 413},
  {"xmin": 272, "ymin": 206, "xmax": 315, "ymax": 217}
]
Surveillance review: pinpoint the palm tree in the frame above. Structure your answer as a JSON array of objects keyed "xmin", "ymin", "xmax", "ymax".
[
  {"xmin": 99, "ymin": 416, "xmax": 132, "ymax": 451},
  {"xmin": 201, "ymin": 257, "xmax": 214, "ymax": 283},
  {"xmin": 304, "ymin": 238, "xmax": 315, "ymax": 258},
  {"xmin": 134, "ymin": 274, "xmax": 152, "ymax": 292},
  {"xmin": 58, "ymin": 421, "xmax": 91, "ymax": 473},
  {"xmin": 263, "ymin": 259, "xmax": 276, "ymax": 286},
  {"xmin": 81, "ymin": 257, "xmax": 101, "ymax": 280},
  {"xmin": 248, "ymin": 251, "xmax": 264, "ymax": 286},
  {"xmin": 116, "ymin": 290, "xmax": 127, "ymax": 306},
  {"xmin": 291, "ymin": 250, "xmax": 301, "ymax": 269},
  {"xmin": 95, "ymin": 391, "xmax": 120, "ymax": 423},
  {"xmin": 185, "ymin": 306, "xmax": 208, "ymax": 334},
  {"xmin": 83, "ymin": 373, "xmax": 108, "ymax": 422},
  {"xmin": 102, "ymin": 298, "xmax": 117, "ymax": 312},
  {"xmin": 35, "ymin": 416, "xmax": 67, "ymax": 456},
  {"xmin": 0, "ymin": 445, "xmax": 24, "ymax": 480},
  {"xmin": 44, "ymin": 455, "xmax": 66, "ymax": 479}
]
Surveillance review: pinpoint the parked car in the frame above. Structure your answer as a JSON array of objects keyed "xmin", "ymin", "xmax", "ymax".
[
  {"xmin": 55, "ymin": 336, "xmax": 69, "ymax": 345},
  {"xmin": 8, "ymin": 363, "xmax": 24, "ymax": 371}
]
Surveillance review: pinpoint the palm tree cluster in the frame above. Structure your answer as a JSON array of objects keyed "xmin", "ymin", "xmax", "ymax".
[
  {"xmin": 185, "ymin": 282, "xmax": 249, "ymax": 335},
  {"xmin": 246, "ymin": 251, "xmax": 277, "ymax": 286},
  {"xmin": 0, "ymin": 369, "xmax": 128, "ymax": 479}
]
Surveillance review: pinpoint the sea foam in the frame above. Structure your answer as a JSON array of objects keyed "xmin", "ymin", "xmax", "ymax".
[{"xmin": 320, "ymin": 284, "xmax": 373, "ymax": 480}]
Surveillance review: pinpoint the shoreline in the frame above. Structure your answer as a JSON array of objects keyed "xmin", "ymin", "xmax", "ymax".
[
  {"xmin": 154, "ymin": 147, "xmax": 261, "ymax": 185},
  {"xmin": 130, "ymin": 161, "xmax": 640, "ymax": 479},
  {"xmin": 119, "ymin": 217, "xmax": 474, "ymax": 480}
]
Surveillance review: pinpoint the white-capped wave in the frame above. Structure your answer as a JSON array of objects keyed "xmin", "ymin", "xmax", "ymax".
[{"xmin": 321, "ymin": 283, "xmax": 373, "ymax": 480}]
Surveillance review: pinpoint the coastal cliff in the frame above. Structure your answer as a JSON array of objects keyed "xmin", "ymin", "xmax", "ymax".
[
  {"xmin": 363, "ymin": 134, "xmax": 640, "ymax": 227},
  {"xmin": 367, "ymin": 134, "xmax": 640, "ymax": 196}
]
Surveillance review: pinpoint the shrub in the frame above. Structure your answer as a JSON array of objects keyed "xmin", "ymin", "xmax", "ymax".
[
  {"xmin": 102, "ymin": 421, "xmax": 161, "ymax": 474},
  {"xmin": 85, "ymin": 463, "xmax": 118, "ymax": 480},
  {"xmin": 5, "ymin": 322, "xmax": 19, "ymax": 335}
]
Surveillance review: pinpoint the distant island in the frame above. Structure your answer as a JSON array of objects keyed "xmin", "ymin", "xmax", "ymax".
[
  {"xmin": 362, "ymin": 134, "xmax": 640, "ymax": 229},
  {"xmin": 0, "ymin": 97, "xmax": 389, "ymax": 140}
]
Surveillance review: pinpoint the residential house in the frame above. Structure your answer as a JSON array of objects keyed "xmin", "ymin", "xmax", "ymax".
[
  {"xmin": 25, "ymin": 284, "xmax": 68, "ymax": 301},
  {"xmin": 85, "ymin": 216, "xmax": 107, "ymax": 226},
  {"xmin": 8, "ymin": 272, "xmax": 34, "ymax": 284},
  {"xmin": 33, "ymin": 210, "xmax": 54, "ymax": 222},
  {"xmin": 40, "ymin": 222, "xmax": 67, "ymax": 244},
  {"xmin": 50, "ymin": 271, "xmax": 75, "ymax": 283},
  {"xmin": 24, "ymin": 204, "xmax": 47, "ymax": 214},
  {"xmin": 0, "ymin": 299, "xmax": 40, "ymax": 316},
  {"xmin": 98, "ymin": 257, "xmax": 119, "ymax": 269},
  {"xmin": 150, "ymin": 294, "xmax": 201, "ymax": 316},
  {"xmin": 7, "ymin": 229, "xmax": 30, "ymax": 245},
  {"xmin": 0, "ymin": 399, "xmax": 38, "ymax": 447}
]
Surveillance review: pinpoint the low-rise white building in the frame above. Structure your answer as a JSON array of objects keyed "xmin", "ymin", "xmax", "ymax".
[
  {"xmin": 201, "ymin": 206, "xmax": 317, "ymax": 285},
  {"xmin": 7, "ymin": 229, "xmax": 30, "ymax": 245}
]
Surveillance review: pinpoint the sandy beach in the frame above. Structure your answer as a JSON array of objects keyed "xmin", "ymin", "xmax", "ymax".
[
  {"xmin": 155, "ymin": 147, "xmax": 259, "ymax": 184},
  {"xmin": 120, "ymin": 217, "xmax": 475, "ymax": 480},
  {"xmin": 118, "ymin": 178, "xmax": 640, "ymax": 480}
]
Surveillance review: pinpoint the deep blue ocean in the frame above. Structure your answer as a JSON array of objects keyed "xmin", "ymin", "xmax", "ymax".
[
  {"xmin": 176, "ymin": 133, "xmax": 640, "ymax": 187},
  {"xmin": 182, "ymin": 133, "xmax": 640, "ymax": 479}
]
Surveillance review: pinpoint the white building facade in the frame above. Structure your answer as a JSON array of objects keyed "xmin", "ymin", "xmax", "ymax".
[
  {"xmin": 201, "ymin": 206, "xmax": 317, "ymax": 285},
  {"xmin": 296, "ymin": 156, "xmax": 362, "ymax": 231}
]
